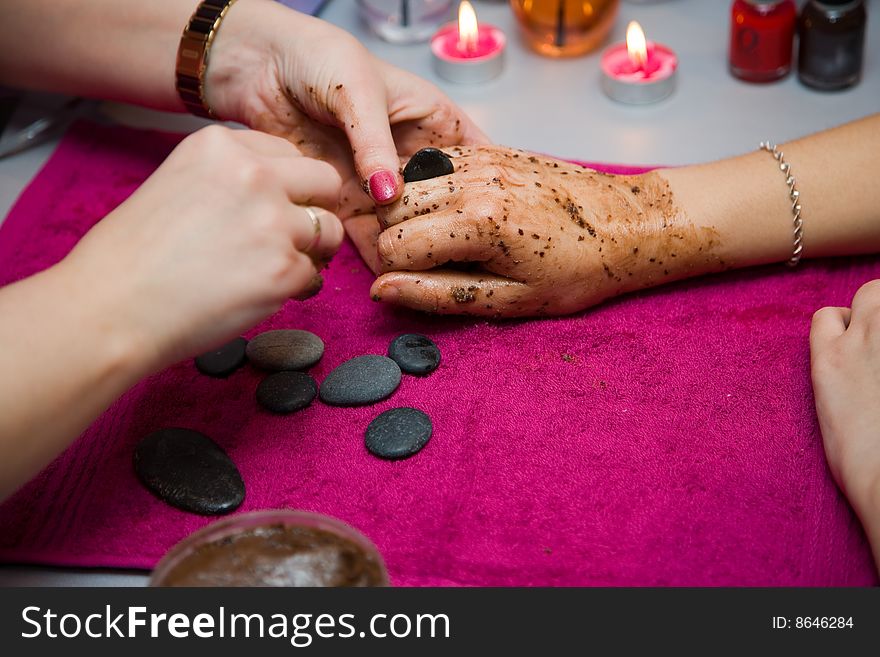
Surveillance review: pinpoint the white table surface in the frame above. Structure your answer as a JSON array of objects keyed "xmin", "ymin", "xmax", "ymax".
[{"xmin": 0, "ymin": 0, "xmax": 877, "ymax": 586}]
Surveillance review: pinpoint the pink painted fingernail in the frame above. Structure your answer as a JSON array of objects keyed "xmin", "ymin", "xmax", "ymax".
[{"xmin": 368, "ymin": 170, "xmax": 398, "ymax": 203}]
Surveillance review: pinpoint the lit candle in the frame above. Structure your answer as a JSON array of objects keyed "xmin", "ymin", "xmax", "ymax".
[
  {"xmin": 600, "ymin": 21, "xmax": 678, "ymax": 104},
  {"xmin": 431, "ymin": 1, "xmax": 506, "ymax": 84}
]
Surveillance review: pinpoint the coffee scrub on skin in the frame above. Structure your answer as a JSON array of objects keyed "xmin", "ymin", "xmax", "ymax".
[{"xmin": 372, "ymin": 146, "xmax": 724, "ymax": 317}]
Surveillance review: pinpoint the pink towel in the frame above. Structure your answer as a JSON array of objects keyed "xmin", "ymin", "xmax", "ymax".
[{"xmin": 0, "ymin": 121, "xmax": 876, "ymax": 586}]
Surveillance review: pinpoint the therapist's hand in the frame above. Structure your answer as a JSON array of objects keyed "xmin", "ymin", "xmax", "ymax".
[
  {"xmin": 205, "ymin": 0, "xmax": 488, "ymax": 211},
  {"xmin": 61, "ymin": 125, "xmax": 344, "ymax": 365}
]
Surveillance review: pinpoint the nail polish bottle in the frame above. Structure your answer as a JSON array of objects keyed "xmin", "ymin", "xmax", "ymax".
[
  {"xmin": 729, "ymin": 0, "xmax": 797, "ymax": 83},
  {"xmin": 798, "ymin": 0, "xmax": 867, "ymax": 91}
]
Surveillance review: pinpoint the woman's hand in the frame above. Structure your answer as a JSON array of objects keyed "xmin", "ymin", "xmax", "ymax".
[
  {"xmin": 811, "ymin": 285, "xmax": 880, "ymax": 565},
  {"xmin": 62, "ymin": 125, "xmax": 344, "ymax": 365},
  {"xmin": 369, "ymin": 145, "xmax": 724, "ymax": 317},
  {"xmin": 0, "ymin": 124, "xmax": 344, "ymax": 498},
  {"xmin": 206, "ymin": 0, "xmax": 488, "ymax": 210}
]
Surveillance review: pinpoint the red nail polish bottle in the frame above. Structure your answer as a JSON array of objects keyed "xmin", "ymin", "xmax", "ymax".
[{"xmin": 729, "ymin": 0, "xmax": 797, "ymax": 83}]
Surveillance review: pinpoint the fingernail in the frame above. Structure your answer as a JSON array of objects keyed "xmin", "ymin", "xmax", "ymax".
[
  {"xmin": 293, "ymin": 274, "xmax": 323, "ymax": 301},
  {"xmin": 306, "ymin": 252, "xmax": 332, "ymax": 271},
  {"xmin": 375, "ymin": 284, "xmax": 398, "ymax": 303},
  {"xmin": 368, "ymin": 170, "xmax": 398, "ymax": 203}
]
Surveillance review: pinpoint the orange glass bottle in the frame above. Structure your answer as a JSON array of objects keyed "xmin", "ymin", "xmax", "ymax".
[{"xmin": 510, "ymin": 0, "xmax": 619, "ymax": 58}]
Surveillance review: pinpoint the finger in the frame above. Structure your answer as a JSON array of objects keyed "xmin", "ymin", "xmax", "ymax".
[
  {"xmin": 848, "ymin": 280, "xmax": 880, "ymax": 327},
  {"xmin": 282, "ymin": 250, "xmax": 320, "ymax": 300},
  {"xmin": 187, "ymin": 126, "xmax": 342, "ymax": 211},
  {"xmin": 377, "ymin": 175, "xmax": 463, "ymax": 229},
  {"xmin": 230, "ymin": 127, "xmax": 305, "ymax": 157},
  {"xmin": 292, "ymin": 274, "xmax": 324, "ymax": 301},
  {"xmin": 335, "ymin": 80, "xmax": 402, "ymax": 205},
  {"xmin": 811, "ymin": 306, "xmax": 851, "ymax": 350},
  {"xmin": 377, "ymin": 212, "xmax": 492, "ymax": 272},
  {"xmin": 181, "ymin": 125, "xmax": 305, "ymax": 166},
  {"xmin": 384, "ymin": 70, "xmax": 489, "ymax": 147},
  {"xmin": 344, "ymin": 214, "xmax": 382, "ymax": 275},
  {"xmin": 338, "ymin": 176, "xmax": 375, "ymax": 220},
  {"xmin": 290, "ymin": 206, "xmax": 345, "ymax": 261},
  {"xmin": 278, "ymin": 158, "xmax": 343, "ymax": 212},
  {"xmin": 459, "ymin": 116, "xmax": 491, "ymax": 146},
  {"xmin": 370, "ymin": 269, "xmax": 530, "ymax": 316},
  {"xmin": 391, "ymin": 112, "xmax": 488, "ymax": 149}
]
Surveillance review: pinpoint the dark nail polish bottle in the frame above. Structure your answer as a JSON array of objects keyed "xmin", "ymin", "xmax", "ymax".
[
  {"xmin": 729, "ymin": 0, "xmax": 797, "ymax": 83},
  {"xmin": 798, "ymin": 0, "xmax": 867, "ymax": 91}
]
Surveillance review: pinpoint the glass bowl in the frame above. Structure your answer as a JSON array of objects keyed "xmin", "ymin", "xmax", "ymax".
[{"xmin": 150, "ymin": 509, "xmax": 390, "ymax": 587}]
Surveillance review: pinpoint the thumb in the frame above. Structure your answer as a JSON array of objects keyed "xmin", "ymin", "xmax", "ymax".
[
  {"xmin": 338, "ymin": 84, "xmax": 402, "ymax": 206},
  {"xmin": 810, "ymin": 306, "xmax": 851, "ymax": 351}
]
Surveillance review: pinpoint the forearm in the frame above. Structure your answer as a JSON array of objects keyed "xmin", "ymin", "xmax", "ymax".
[
  {"xmin": 0, "ymin": 0, "xmax": 197, "ymax": 111},
  {"xmin": 663, "ymin": 113, "xmax": 880, "ymax": 269},
  {"xmin": 0, "ymin": 262, "xmax": 154, "ymax": 500}
]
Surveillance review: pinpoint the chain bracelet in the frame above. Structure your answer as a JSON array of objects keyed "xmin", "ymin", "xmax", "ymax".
[{"xmin": 758, "ymin": 141, "xmax": 803, "ymax": 267}]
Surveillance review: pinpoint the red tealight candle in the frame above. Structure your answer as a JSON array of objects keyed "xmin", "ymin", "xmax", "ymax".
[
  {"xmin": 431, "ymin": 1, "xmax": 506, "ymax": 84},
  {"xmin": 601, "ymin": 21, "xmax": 678, "ymax": 104}
]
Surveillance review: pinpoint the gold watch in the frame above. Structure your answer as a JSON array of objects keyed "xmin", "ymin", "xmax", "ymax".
[{"xmin": 175, "ymin": 0, "xmax": 239, "ymax": 119}]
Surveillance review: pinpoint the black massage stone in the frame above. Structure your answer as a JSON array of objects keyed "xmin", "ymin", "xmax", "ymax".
[{"xmin": 402, "ymin": 148, "xmax": 455, "ymax": 183}]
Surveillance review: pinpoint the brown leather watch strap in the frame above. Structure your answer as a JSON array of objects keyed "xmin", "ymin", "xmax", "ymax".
[{"xmin": 175, "ymin": 0, "xmax": 238, "ymax": 119}]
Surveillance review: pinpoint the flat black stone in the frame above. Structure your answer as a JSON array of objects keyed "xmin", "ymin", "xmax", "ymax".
[
  {"xmin": 402, "ymin": 148, "xmax": 454, "ymax": 183},
  {"xmin": 365, "ymin": 408, "xmax": 432, "ymax": 460},
  {"xmin": 194, "ymin": 337, "xmax": 248, "ymax": 377},
  {"xmin": 246, "ymin": 329, "xmax": 324, "ymax": 371},
  {"xmin": 256, "ymin": 371, "xmax": 317, "ymax": 414},
  {"xmin": 134, "ymin": 428, "xmax": 244, "ymax": 515},
  {"xmin": 319, "ymin": 355, "xmax": 401, "ymax": 407},
  {"xmin": 388, "ymin": 334, "xmax": 441, "ymax": 375}
]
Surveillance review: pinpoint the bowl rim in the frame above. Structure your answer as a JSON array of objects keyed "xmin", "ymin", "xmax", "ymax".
[{"xmin": 149, "ymin": 509, "xmax": 390, "ymax": 587}]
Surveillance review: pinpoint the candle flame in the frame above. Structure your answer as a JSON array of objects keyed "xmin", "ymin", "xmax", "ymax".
[
  {"xmin": 458, "ymin": 1, "xmax": 479, "ymax": 53},
  {"xmin": 626, "ymin": 21, "xmax": 648, "ymax": 71}
]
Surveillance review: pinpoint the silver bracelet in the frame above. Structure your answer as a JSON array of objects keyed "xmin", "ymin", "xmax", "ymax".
[{"xmin": 758, "ymin": 141, "xmax": 803, "ymax": 267}]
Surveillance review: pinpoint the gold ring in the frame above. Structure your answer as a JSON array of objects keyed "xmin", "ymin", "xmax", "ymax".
[{"xmin": 303, "ymin": 206, "xmax": 322, "ymax": 254}]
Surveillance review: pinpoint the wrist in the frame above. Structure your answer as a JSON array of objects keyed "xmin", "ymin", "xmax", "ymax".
[
  {"xmin": 843, "ymin": 466, "xmax": 880, "ymax": 529},
  {"xmin": 656, "ymin": 166, "xmax": 731, "ymax": 271},
  {"xmin": 849, "ymin": 475, "xmax": 880, "ymax": 568},
  {"xmin": 203, "ymin": 0, "xmax": 300, "ymax": 125},
  {"xmin": 662, "ymin": 156, "xmax": 798, "ymax": 271},
  {"xmin": 581, "ymin": 169, "xmax": 723, "ymax": 298},
  {"xmin": 50, "ymin": 257, "xmax": 162, "ymax": 384}
]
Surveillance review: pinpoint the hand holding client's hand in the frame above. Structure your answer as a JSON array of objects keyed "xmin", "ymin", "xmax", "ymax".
[
  {"xmin": 206, "ymin": 0, "xmax": 488, "ymax": 211},
  {"xmin": 62, "ymin": 125, "xmax": 344, "ymax": 365}
]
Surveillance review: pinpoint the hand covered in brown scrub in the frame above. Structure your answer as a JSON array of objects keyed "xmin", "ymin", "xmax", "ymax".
[{"xmin": 368, "ymin": 145, "xmax": 725, "ymax": 317}]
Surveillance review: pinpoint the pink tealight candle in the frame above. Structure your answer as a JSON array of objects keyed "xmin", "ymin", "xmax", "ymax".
[
  {"xmin": 431, "ymin": 1, "xmax": 506, "ymax": 84},
  {"xmin": 601, "ymin": 21, "xmax": 678, "ymax": 105}
]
